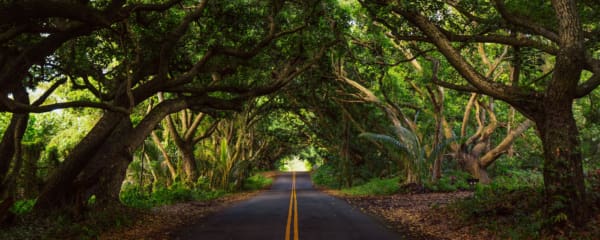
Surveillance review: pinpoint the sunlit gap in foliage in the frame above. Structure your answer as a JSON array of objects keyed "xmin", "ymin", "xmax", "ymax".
[{"xmin": 279, "ymin": 155, "xmax": 311, "ymax": 172}]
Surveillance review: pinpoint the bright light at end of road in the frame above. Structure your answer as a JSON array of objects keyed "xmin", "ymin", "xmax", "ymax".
[{"xmin": 287, "ymin": 156, "xmax": 309, "ymax": 172}]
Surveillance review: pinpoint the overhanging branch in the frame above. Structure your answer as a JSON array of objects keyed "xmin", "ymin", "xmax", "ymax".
[{"xmin": 0, "ymin": 95, "xmax": 129, "ymax": 114}]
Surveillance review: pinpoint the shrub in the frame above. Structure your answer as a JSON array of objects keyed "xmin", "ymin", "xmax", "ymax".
[
  {"xmin": 242, "ymin": 173, "xmax": 273, "ymax": 191},
  {"xmin": 588, "ymin": 169, "xmax": 600, "ymax": 209},
  {"xmin": 491, "ymin": 169, "xmax": 543, "ymax": 190},
  {"xmin": 120, "ymin": 182, "xmax": 226, "ymax": 209},
  {"xmin": 425, "ymin": 170, "xmax": 471, "ymax": 192},
  {"xmin": 450, "ymin": 186, "xmax": 544, "ymax": 239},
  {"xmin": 311, "ymin": 164, "xmax": 341, "ymax": 189},
  {"xmin": 10, "ymin": 199, "xmax": 36, "ymax": 215},
  {"xmin": 340, "ymin": 177, "xmax": 400, "ymax": 196}
]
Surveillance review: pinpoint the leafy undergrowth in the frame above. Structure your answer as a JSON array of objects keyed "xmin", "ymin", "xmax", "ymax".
[
  {"xmin": 1, "ymin": 205, "xmax": 144, "ymax": 240},
  {"xmin": 326, "ymin": 172, "xmax": 600, "ymax": 240},
  {"xmin": 120, "ymin": 172, "xmax": 274, "ymax": 209},
  {"xmin": 242, "ymin": 172, "xmax": 275, "ymax": 191},
  {"xmin": 2, "ymin": 173, "xmax": 276, "ymax": 240},
  {"xmin": 448, "ymin": 185, "xmax": 600, "ymax": 240},
  {"xmin": 340, "ymin": 177, "xmax": 400, "ymax": 196},
  {"xmin": 120, "ymin": 183, "xmax": 227, "ymax": 209},
  {"xmin": 446, "ymin": 169, "xmax": 600, "ymax": 239},
  {"xmin": 0, "ymin": 193, "xmax": 263, "ymax": 240},
  {"xmin": 311, "ymin": 164, "xmax": 342, "ymax": 189},
  {"xmin": 424, "ymin": 170, "xmax": 472, "ymax": 192}
]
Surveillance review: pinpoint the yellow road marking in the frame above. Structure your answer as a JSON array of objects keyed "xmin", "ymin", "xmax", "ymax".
[
  {"xmin": 293, "ymin": 177, "xmax": 298, "ymax": 240},
  {"xmin": 285, "ymin": 172, "xmax": 299, "ymax": 240}
]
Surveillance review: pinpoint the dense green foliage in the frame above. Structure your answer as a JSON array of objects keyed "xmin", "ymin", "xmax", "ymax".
[
  {"xmin": 340, "ymin": 177, "xmax": 400, "ymax": 196},
  {"xmin": 1, "ymin": 0, "xmax": 600, "ymax": 236},
  {"xmin": 242, "ymin": 173, "xmax": 274, "ymax": 191},
  {"xmin": 120, "ymin": 183, "xmax": 226, "ymax": 209},
  {"xmin": 452, "ymin": 187, "xmax": 546, "ymax": 239},
  {"xmin": 1, "ymin": 206, "xmax": 140, "ymax": 240},
  {"xmin": 423, "ymin": 170, "xmax": 471, "ymax": 192},
  {"xmin": 312, "ymin": 164, "xmax": 344, "ymax": 189},
  {"xmin": 447, "ymin": 168, "xmax": 600, "ymax": 238},
  {"xmin": 9, "ymin": 199, "xmax": 35, "ymax": 215}
]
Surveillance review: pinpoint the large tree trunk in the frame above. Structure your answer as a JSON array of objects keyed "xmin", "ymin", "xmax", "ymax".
[
  {"xmin": 150, "ymin": 131, "xmax": 177, "ymax": 182},
  {"xmin": 537, "ymin": 101, "xmax": 587, "ymax": 226},
  {"xmin": 538, "ymin": 0, "xmax": 588, "ymax": 227},
  {"xmin": 73, "ymin": 117, "xmax": 134, "ymax": 207},
  {"xmin": 160, "ymin": 94, "xmax": 202, "ymax": 184},
  {"xmin": 180, "ymin": 144, "xmax": 198, "ymax": 183},
  {"xmin": 35, "ymin": 112, "xmax": 124, "ymax": 212},
  {"xmin": 363, "ymin": 0, "xmax": 593, "ymax": 231},
  {"xmin": 0, "ymin": 85, "xmax": 29, "ymax": 196},
  {"xmin": 0, "ymin": 85, "xmax": 29, "ymax": 224},
  {"xmin": 20, "ymin": 142, "xmax": 43, "ymax": 199},
  {"xmin": 0, "ymin": 113, "xmax": 28, "ymax": 195},
  {"xmin": 35, "ymin": 99, "xmax": 189, "ymax": 213},
  {"xmin": 457, "ymin": 119, "xmax": 533, "ymax": 184},
  {"xmin": 457, "ymin": 147, "xmax": 492, "ymax": 184}
]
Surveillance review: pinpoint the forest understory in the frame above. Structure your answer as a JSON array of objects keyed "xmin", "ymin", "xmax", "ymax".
[
  {"xmin": 0, "ymin": 190, "xmax": 262, "ymax": 240},
  {"xmin": 326, "ymin": 189, "xmax": 600, "ymax": 240}
]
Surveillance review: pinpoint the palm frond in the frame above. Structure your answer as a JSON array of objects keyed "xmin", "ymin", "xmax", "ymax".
[
  {"xmin": 360, "ymin": 124, "xmax": 429, "ymax": 185},
  {"xmin": 427, "ymin": 136, "xmax": 457, "ymax": 163},
  {"xmin": 359, "ymin": 132, "xmax": 412, "ymax": 156}
]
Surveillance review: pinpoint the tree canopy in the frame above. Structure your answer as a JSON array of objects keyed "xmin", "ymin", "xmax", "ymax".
[{"xmin": 1, "ymin": 0, "xmax": 599, "ymax": 236}]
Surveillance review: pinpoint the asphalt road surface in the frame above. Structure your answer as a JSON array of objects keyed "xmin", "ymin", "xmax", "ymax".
[{"xmin": 173, "ymin": 172, "xmax": 402, "ymax": 240}]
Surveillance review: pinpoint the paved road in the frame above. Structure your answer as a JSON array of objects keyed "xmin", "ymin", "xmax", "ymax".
[{"xmin": 173, "ymin": 172, "xmax": 402, "ymax": 240}]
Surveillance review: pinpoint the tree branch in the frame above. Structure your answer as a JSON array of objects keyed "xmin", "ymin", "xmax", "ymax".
[
  {"xmin": 31, "ymin": 77, "xmax": 67, "ymax": 106},
  {"xmin": 184, "ymin": 113, "xmax": 206, "ymax": 141},
  {"xmin": 193, "ymin": 120, "xmax": 220, "ymax": 144},
  {"xmin": 0, "ymin": 95, "xmax": 129, "ymax": 114},
  {"xmin": 492, "ymin": 0, "xmax": 559, "ymax": 42},
  {"xmin": 576, "ymin": 57, "xmax": 600, "ymax": 98},
  {"xmin": 391, "ymin": 7, "xmax": 538, "ymax": 104},
  {"xmin": 480, "ymin": 119, "xmax": 534, "ymax": 167}
]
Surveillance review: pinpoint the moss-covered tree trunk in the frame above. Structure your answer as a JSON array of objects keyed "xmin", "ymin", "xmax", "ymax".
[{"xmin": 537, "ymin": 96, "xmax": 587, "ymax": 226}]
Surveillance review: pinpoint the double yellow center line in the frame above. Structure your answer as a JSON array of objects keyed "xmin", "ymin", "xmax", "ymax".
[{"xmin": 285, "ymin": 172, "xmax": 299, "ymax": 240}]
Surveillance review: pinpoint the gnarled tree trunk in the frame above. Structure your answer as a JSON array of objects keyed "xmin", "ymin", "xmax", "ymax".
[
  {"xmin": 34, "ymin": 111, "xmax": 125, "ymax": 212},
  {"xmin": 0, "ymin": 84, "xmax": 29, "ymax": 224},
  {"xmin": 536, "ymin": 94, "xmax": 587, "ymax": 226},
  {"xmin": 35, "ymin": 99, "xmax": 189, "ymax": 213}
]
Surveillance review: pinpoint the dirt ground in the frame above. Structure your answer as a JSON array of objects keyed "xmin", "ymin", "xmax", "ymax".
[{"xmin": 323, "ymin": 190, "xmax": 497, "ymax": 240}]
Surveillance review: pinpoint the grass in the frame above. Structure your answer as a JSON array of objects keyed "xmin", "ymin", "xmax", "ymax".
[{"xmin": 340, "ymin": 177, "xmax": 400, "ymax": 196}]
